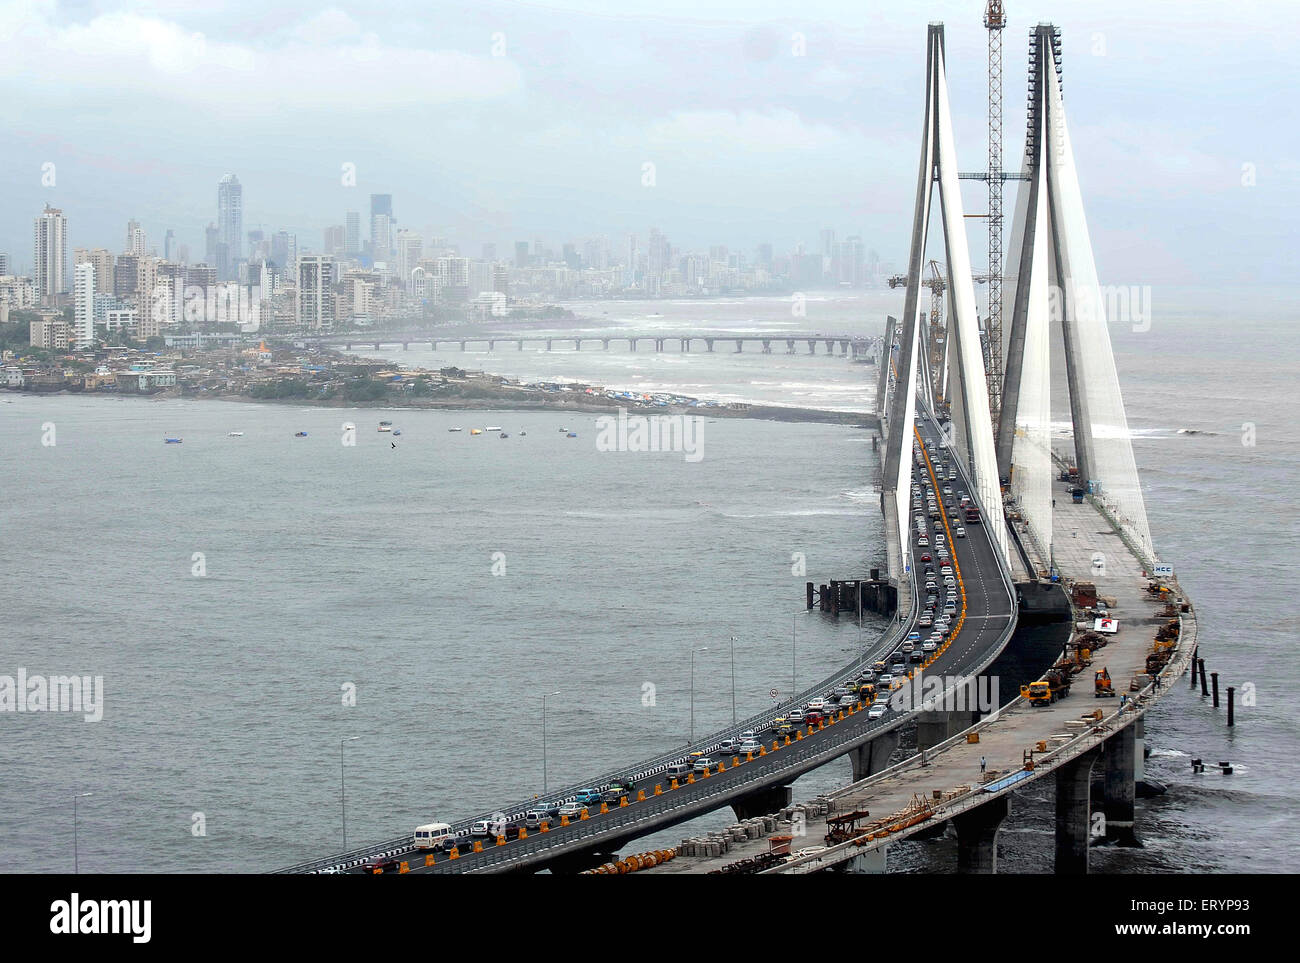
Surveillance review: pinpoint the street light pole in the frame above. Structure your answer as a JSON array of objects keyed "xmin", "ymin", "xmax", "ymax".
[
  {"xmin": 340, "ymin": 736, "xmax": 359, "ymax": 850},
  {"xmin": 542, "ymin": 690, "xmax": 560, "ymax": 794},
  {"xmin": 792, "ymin": 614, "xmax": 798, "ymax": 701},
  {"xmin": 691, "ymin": 646, "xmax": 709, "ymax": 743},
  {"xmin": 73, "ymin": 791, "xmax": 92, "ymax": 874},
  {"xmin": 730, "ymin": 636, "xmax": 736, "ymax": 725}
]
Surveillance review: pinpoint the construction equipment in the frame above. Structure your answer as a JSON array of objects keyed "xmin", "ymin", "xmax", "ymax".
[
  {"xmin": 1021, "ymin": 664, "xmax": 1074, "ymax": 706},
  {"xmin": 1095, "ymin": 667, "xmax": 1116, "ymax": 698}
]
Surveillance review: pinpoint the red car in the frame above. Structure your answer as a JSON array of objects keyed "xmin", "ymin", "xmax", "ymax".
[{"xmin": 920, "ymin": 553, "xmax": 932, "ymax": 562}]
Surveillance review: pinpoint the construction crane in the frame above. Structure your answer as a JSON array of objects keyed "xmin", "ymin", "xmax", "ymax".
[
  {"xmin": 984, "ymin": 0, "xmax": 1007, "ymax": 433},
  {"xmin": 887, "ymin": 262, "xmax": 991, "ymax": 409}
]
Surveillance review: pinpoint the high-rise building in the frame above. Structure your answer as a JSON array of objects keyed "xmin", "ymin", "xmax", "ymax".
[
  {"xmin": 345, "ymin": 212, "xmax": 360, "ymax": 255},
  {"xmin": 164, "ymin": 229, "xmax": 176, "ymax": 262},
  {"xmin": 217, "ymin": 174, "xmax": 243, "ymax": 273},
  {"xmin": 75, "ymin": 248, "xmax": 114, "ymax": 295},
  {"xmin": 74, "ymin": 263, "xmax": 95, "ymax": 346},
  {"xmin": 296, "ymin": 255, "xmax": 335, "ymax": 330},
  {"xmin": 204, "ymin": 223, "xmax": 219, "ymax": 265},
  {"xmin": 126, "ymin": 219, "xmax": 147, "ymax": 256},
  {"xmin": 394, "ymin": 230, "xmax": 423, "ymax": 287},
  {"xmin": 324, "ymin": 225, "xmax": 346, "ymax": 256},
  {"xmin": 369, "ymin": 194, "xmax": 392, "ymax": 262},
  {"xmin": 271, "ymin": 232, "xmax": 296, "ymax": 274},
  {"xmin": 0, "ymin": 253, "xmax": 8, "ymax": 275},
  {"xmin": 113, "ymin": 253, "xmax": 140, "ymax": 298},
  {"xmin": 514, "ymin": 241, "xmax": 530, "ymax": 268},
  {"xmin": 33, "ymin": 204, "xmax": 67, "ymax": 305}
]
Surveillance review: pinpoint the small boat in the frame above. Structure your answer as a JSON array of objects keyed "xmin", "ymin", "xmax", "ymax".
[
  {"xmin": 378, "ymin": 421, "xmax": 393, "ymax": 432},
  {"xmin": 566, "ymin": 432, "xmax": 578, "ymax": 438},
  {"xmin": 393, "ymin": 429, "xmax": 402, "ymax": 436},
  {"xmin": 342, "ymin": 423, "xmax": 355, "ymax": 432},
  {"xmin": 499, "ymin": 432, "xmax": 509, "ymax": 439},
  {"xmin": 519, "ymin": 430, "xmax": 527, "ymax": 437},
  {"xmin": 470, "ymin": 428, "xmax": 483, "ymax": 436},
  {"xmin": 559, "ymin": 427, "xmax": 568, "ymax": 432},
  {"xmin": 448, "ymin": 427, "xmax": 463, "ymax": 433},
  {"xmin": 164, "ymin": 438, "xmax": 183, "ymax": 444},
  {"xmin": 295, "ymin": 431, "xmax": 308, "ymax": 438},
  {"xmin": 227, "ymin": 431, "xmax": 244, "ymax": 437},
  {"xmin": 485, "ymin": 425, "xmax": 503, "ymax": 432}
]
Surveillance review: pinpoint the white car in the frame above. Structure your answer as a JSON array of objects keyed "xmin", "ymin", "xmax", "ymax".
[
  {"xmin": 955, "ymin": 527, "xmax": 967, "ymax": 538},
  {"xmin": 867, "ymin": 704, "xmax": 887, "ymax": 719}
]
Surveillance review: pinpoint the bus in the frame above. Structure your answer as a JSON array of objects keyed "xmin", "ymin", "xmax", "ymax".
[{"xmin": 964, "ymin": 505, "xmax": 981, "ymax": 524}]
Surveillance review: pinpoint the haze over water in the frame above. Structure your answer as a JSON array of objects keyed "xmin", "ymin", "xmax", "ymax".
[{"xmin": 2, "ymin": 290, "xmax": 1295, "ymax": 872}]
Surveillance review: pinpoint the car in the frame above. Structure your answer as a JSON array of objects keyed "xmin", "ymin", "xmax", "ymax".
[
  {"xmin": 917, "ymin": 614, "xmax": 933, "ymax": 628},
  {"xmin": 917, "ymin": 536, "xmax": 930, "ymax": 547},
  {"xmin": 857, "ymin": 670, "xmax": 877, "ymax": 683},
  {"xmin": 788, "ymin": 708, "xmax": 806, "ymax": 723},
  {"xmin": 574, "ymin": 789, "xmax": 602, "ymax": 805},
  {"xmin": 920, "ymin": 553, "xmax": 932, "ymax": 563},
  {"xmin": 805, "ymin": 710, "xmax": 824, "ymax": 724},
  {"xmin": 877, "ymin": 673, "xmax": 894, "ymax": 687},
  {"xmin": 956, "ymin": 527, "xmax": 967, "ymax": 538},
  {"xmin": 867, "ymin": 704, "xmax": 887, "ymax": 720},
  {"xmin": 601, "ymin": 787, "xmax": 630, "ymax": 804},
  {"xmin": 907, "ymin": 632, "xmax": 921, "ymax": 643},
  {"xmin": 949, "ymin": 509, "xmax": 960, "ymax": 520},
  {"xmin": 692, "ymin": 757, "xmax": 715, "ymax": 773},
  {"xmin": 470, "ymin": 820, "xmax": 494, "ymax": 837},
  {"xmin": 943, "ymin": 486, "xmax": 953, "ymax": 495},
  {"xmin": 362, "ymin": 857, "xmax": 401, "ymax": 874},
  {"xmin": 924, "ymin": 598, "xmax": 937, "ymax": 611},
  {"xmin": 556, "ymin": 801, "xmax": 586, "ymax": 819},
  {"xmin": 923, "ymin": 641, "xmax": 938, "ymax": 653},
  {"xmin": 738, "ymin": 740, "xmax": 763, "ymax": 755},
  {"xmin": 807, "ymin": 698, "xmax": 826, "ymax": 712},
  {"xmin": 935, "ymin": 622, "xmax": 950, "ymax": 636},
  {"xmin": 901, "ymin": 641, "xmax": 915, "ymax": 654},
  {"xmin": 909, "ymin": 650, "xmax": 925, "ymax": 663}
]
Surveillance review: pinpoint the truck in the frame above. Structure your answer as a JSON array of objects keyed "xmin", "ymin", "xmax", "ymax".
[
  {"xmin": 1095, "ymin": 667, "xmax": 1116, "ymax": 698},
  {"xmin": 1021, "ymin": 666, "xmax": 1073, "ymax": 706}
]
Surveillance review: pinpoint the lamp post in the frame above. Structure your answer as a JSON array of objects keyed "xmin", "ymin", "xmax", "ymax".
[
  {"xmin": 729, "ymin": 636, "xmax": 737, "ymax": 725},
  {"xmin": 73, "ymin": 792, "xmax": 92, "ymax": 874},
  {"xmin": 690, "ymin": 646, "xmax": 709, "ymax": 743},
  {"xmin": 542, "ymin": 690, "xmax": 561, "ymax": 794},
  {"xmin": 340, "ymin": 736, "xmax": 360, "ymax": 850},
  {"xmin": 792, "ymin": 614, "xmax": 798, "ymax": 701}
]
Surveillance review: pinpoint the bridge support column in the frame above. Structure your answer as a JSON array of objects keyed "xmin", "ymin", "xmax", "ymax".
[
  {"xmin": 837, "ymin": 845, "xmax": 888, "ymax": 874},
  {"xmin": 574, "ymin": 339, "xmax": 581, "ymax": 350},
  {"xmin": 629, "ymin": 339, "xmax": 637, "ymax": 352},
  {"xmin": 1054, "ymin": 744, "xmax": 1102, "ymax": 874},
  {"xmin": 460, "ymin": 341, "xmax": 466, "ymax": 350},
  {"xmin": 849, "ymin": 729, "xmax": 900, "ymax": 781},
  {"xmin": 916, "ymin": 710, "xmax": 978, "ymax": 751},
  {"xmin": 518, "ymin": 340, "xmax": 523, "ymax": 350},
  {"xmin": 787, "ymin": 339, "xmax": 796, "ymax": 354},
  {"xmin": 682, "ymin": 338, "xmax": 689, "ymax": 352},
  {"xmin": 402, "ymin": 341, "xmax": 408, "ymax": 350},
  {"xmin": 807, "ymin": 340, "xmax": 816, "ymax": 354},
  {"xmin": 546, "ymin": 339, "xmax": 552, "ymax": 351},
  {"xmin": 602, "ymin": 339, "xmax": 609, "ymax": 350},
  {"xmin": 1103, "ymin": 725, "xmax": 1139, "ymax": 845},
  {"xmin": 952, "ymin": 794, "xmax": 1010, "ymax": 874},
  {"xmin": 735, "ymin": 339, "xmax": 743, "ymax": 352},
  {"xmin": 705, "ymin": 338, "xmax": 714, "ymax": 352},
  {"xmin": 762, "ymin": 339, "xmax": 771, "ymax": 353},
  {"xmin": 730, "ymin": 784, "xmax": 792, "ymax": 821}
]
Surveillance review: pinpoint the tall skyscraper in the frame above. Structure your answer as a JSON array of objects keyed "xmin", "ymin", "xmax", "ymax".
[
  {"xmin": 164, "ymin": 229, "xmax": 176, "ymax": 262},
  {"xmin": 324, "ymin": 225, "xmax": 346, "ymax": 256},
  {"xmin": 394, "ymin": 230, "xmax": 423, "ymax": 286},
  {"xmin": 271, "ymin": 232, "xmax": 296, "ymax": 274},
  {"xmin": 217, "ymin": 174, "xmax": 243, "ymax": 275},
  {"xmin": 74, "ymin": 262, "xmax": 95, "ymax": 345},
  {"xmin": 33, "ymin": 204, "xmax": 67, "ymax": 305},
  {"xmin": 296, "ymin": 255, "xmax": 335, "ymax": 331},
  {"xmin": 0, "ymin": 253, "xmax": 8, "ymax": 275},
  {"xmin": 345, "ymin": 212, "xmax": 360, "ymax": 255},
  {"xmin": 369, "ymin": 194, "xmax": 392, "ymax": 262}
]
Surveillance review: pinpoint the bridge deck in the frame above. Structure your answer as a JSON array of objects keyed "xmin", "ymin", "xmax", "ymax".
[{"xmin": 646, "ymin": 493, "xmax": 1193, "ymax": 874}]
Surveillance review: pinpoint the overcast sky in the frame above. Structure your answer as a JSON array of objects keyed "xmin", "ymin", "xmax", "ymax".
[{"xmin": 1, "ymin": 0, "xmax": 1295, "ymax": 284}]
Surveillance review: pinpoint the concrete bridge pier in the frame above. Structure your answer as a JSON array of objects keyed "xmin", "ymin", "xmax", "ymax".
[
  {"xmin": 574, "ymin": 339, "xmax": 581, "ymax": 350},
  {"xmin": 849, "ymin": 729, "xmax": 901, "ymax": 781},
  {"xmin": 734, "ymin": 339, "xmax": 743, "ymax": 353},
  {"xmin": 823, "ymin": 339, "xmax": 835, "ymax": 354},
  {"xmin": 546, "ymin": 339, "xmax": 552, "ymax": 351},
  {"xmin": 730, "ymin": 784, "xmax": 792, "ymax": 821},
  {"xmin": 953, "ymin": 794, "xmax": 1010, "ymax": 874},
  {"xmin": 705, "ymin": 338, "xmax": 714, "ymax": 352},
  {"xmin": 762, "ymin": 339, "xmax": 772, "ymax": 353},
  {"xmin": 806, "ymin": 339, "xmax": 817, "ymax": 354},
  {"xmin": 518, "ymin": 340, "xmax": 524, "ymax": 350},
  {"xmin": 629, "ymin": 338, "xmax": 637, "ymax": 352},
  {"xmin": 344, "ymin": 343, "xmax": 352, "ymax": 351},
  {"xmin": 656, "ymin": 339, "xmax": 664, "ymax": 352},
  {"xmin": 916, "ymin": 710, "xmax": 979, "ymax": 751},
  {"xmin": 1103, "ymin": 725, "xmax": 1139, "ymax": 846},
  {"xmin": 1055, "ymin": 743, "xmax": 1102, "ymax": 874},
  {"xmin": 459, "ymin": 340, "xmax": 467, "ymax": 350},
  {"xmin": 787, "ymin": 338, "xmax": 796, "ymax": 354},
  {"xmin": 837, "ymin": 845, "xmax": 888, "ymax": 874},
  {"xmin": 374, "ymin": 342, "xmax": 381, "ymax": 350},
  {"xmin": 487, "ymin": 340, "xmax": 495, "ymax": 351},
  {"xmin": 602, "ymin": 339, "xmax": 609, "ymax": 350},
  {"xmin": 402, "ymin": 341, "xmax": 409, "ymax": 350}
]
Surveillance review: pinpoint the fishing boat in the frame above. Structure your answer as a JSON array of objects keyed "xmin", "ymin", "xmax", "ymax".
[
  {"xmin": 558, "ymin": 427, "xmax": 568, "ymax": 432},
  {"xmin": 378, "ymin": 421, "xmax": 393, "ymax": 432},
  {"xmin": 519, "ymin": 430, "xmax": 527, "ymax": 437},
  {"xmin": 164, "ymin": 438, "xmax": 183, "ymax": 444},
  {"xmin": 485, "ymin": 425, "xmax": 503, "ymax": 432},
  {"xmin": 342, "ymin": 423, "xmax": 355, "ymax": 432},
  {"xmin": 499, "ymin": 432, "xmax": 509, "ymax": 439},
  {"xmin": 448, "ymin": 427, "xmax": 464, "ymax": 432},
  {"xmin": 295, "ymin": 431, "xmax": 308, "ymax": 438},
  {"xmin": 470, "ymin": 428, "xmax": 483, "ymax": 436},
  {"xmin": 393, "ymin": 429, "xmax": 402, "ymax": 436},
  {"xmin": 227, "ymin": 431, "xmax": 244, "ymax": 437},
  {"xmin": 566, "ymin": 432, "xmax": 578, "ymax": 438}
]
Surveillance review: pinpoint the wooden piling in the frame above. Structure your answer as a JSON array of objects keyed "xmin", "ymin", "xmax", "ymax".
[
  {"xmin": 1211, "ymin": 672, "xmax": 1219, "ymax": 708},
  {"xmin": 806, "ymin": 582, "xmax": 814, "ymax": 611},
  {"xmin": 1198, "ymin": 659, "xmax": 1208, "ymax": 697},
  {"xmin": 1226, "ymin": 687, "xmax": 1235, "ymax": 727}
]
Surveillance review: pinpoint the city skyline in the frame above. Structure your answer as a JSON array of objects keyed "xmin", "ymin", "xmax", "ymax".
[{"xmin": 1, "ymin": 2, "xmax": 1294, "ymax": 286}]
